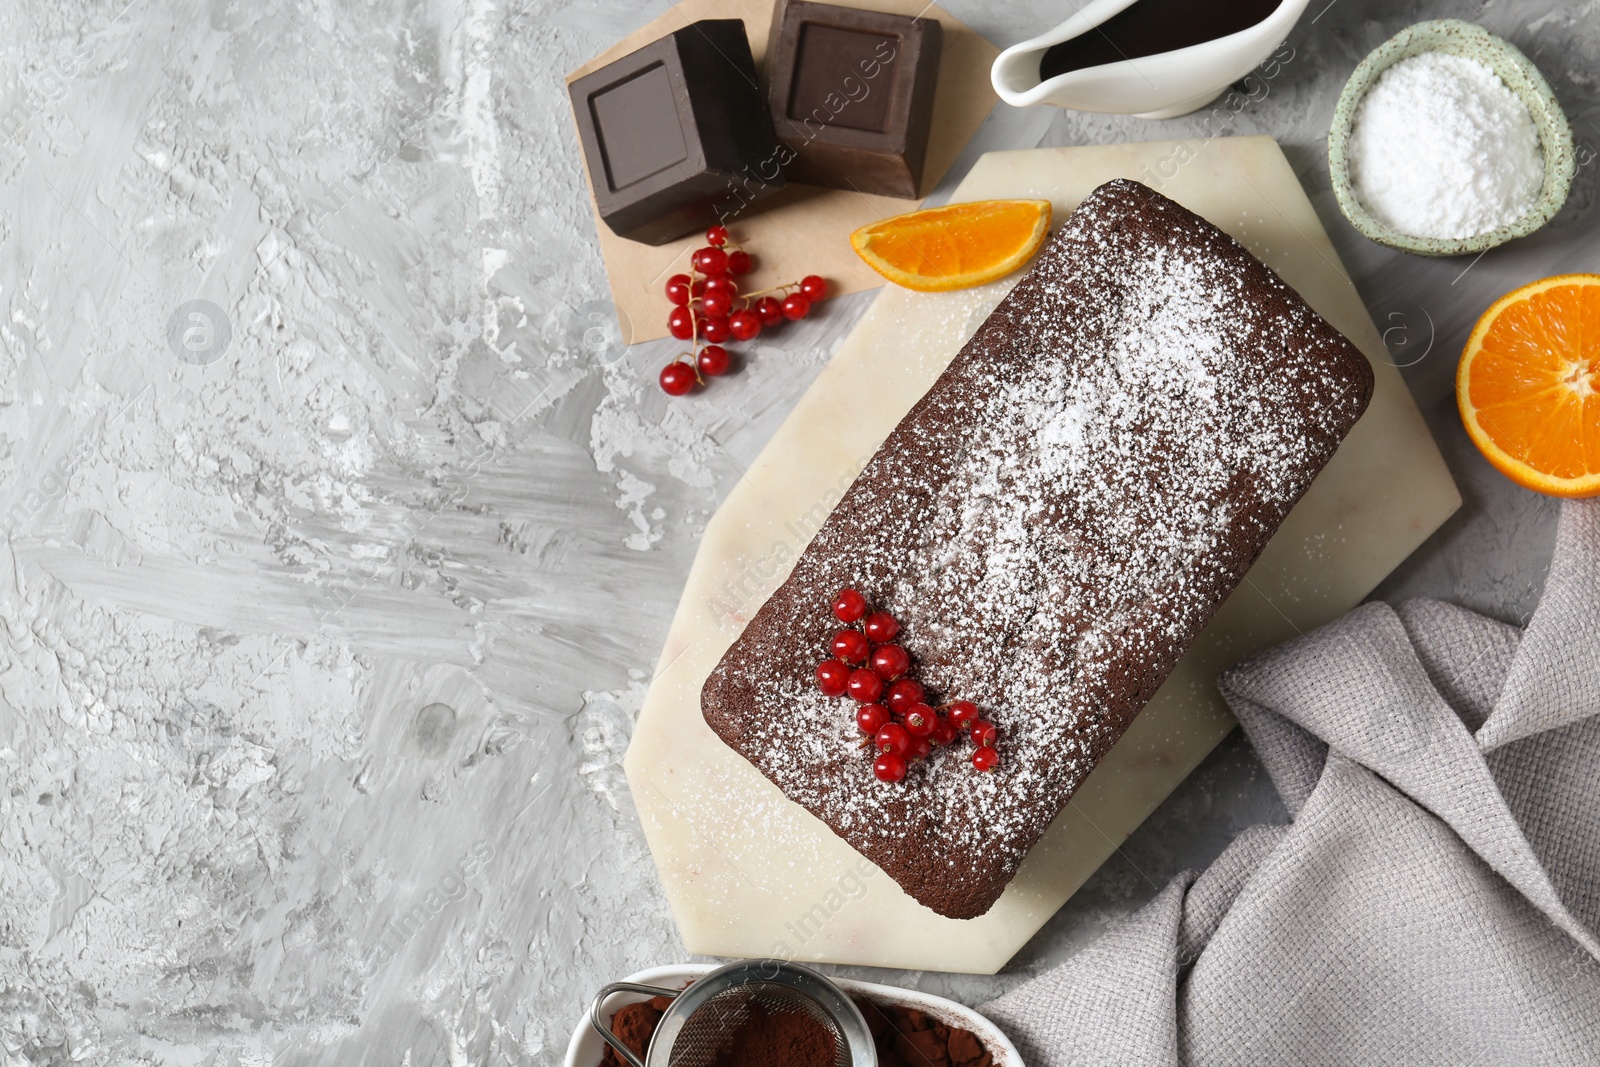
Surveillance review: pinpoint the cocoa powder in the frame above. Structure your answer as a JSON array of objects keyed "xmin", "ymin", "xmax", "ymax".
[
  {"xmin": 596, "ymin": 990, "xmax": 995, "ymax": 1067},
  {"xmin": 853, "ymin": 997, "xmax": 994, "ymax": 1067},
  {"xmin": 598, "ymin": 998, "xmax": 674, "ymax": 1067},
  {"xmin": 707, "ymin": 1003, "xmax": 837, "ymax": 1067}
]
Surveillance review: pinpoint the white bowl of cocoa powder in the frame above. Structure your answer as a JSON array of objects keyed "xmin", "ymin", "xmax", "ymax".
[{"xmin": 567, "ymin": 963, "xmax": 1022, "ymax": 1067}]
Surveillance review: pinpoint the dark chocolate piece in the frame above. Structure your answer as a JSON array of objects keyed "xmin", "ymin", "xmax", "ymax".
[
  {"xmin": 570, "ymin": 20, "xmax": 784, "ymax": 246},
  {"xmin": 702, "ymin": 180, "xmax": 1375, "ymax": 919},
  {"xmin": 766, "ymin": 1, "xmax": 942, "ymax": 199}
]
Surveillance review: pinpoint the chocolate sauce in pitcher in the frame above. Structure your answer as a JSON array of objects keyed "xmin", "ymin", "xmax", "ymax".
[{"xmin": 1039, "ymin": 0, "xmax": 1282, "ymax": 80}]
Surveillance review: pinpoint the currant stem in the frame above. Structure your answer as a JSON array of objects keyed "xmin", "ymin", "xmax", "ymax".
[{"xmin": 739, "ymin": 280, "xmax": 802, "ymax": 301}]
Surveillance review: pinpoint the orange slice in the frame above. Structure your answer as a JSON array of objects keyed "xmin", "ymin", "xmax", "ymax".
[
  {"xmin": 1457, "ymin": 274, "xmax": 1600, "ymax": 498},
  {"xmin": 849, "ymin": 199, "xmax": 1052, "ymax": 292}
]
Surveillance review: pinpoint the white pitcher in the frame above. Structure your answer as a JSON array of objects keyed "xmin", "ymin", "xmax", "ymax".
[{"xmin": 991, "ymin": 0, "xmax": 1312, "ymax": 118}]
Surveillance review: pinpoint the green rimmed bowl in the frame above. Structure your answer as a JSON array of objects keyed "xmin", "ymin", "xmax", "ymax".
[{"xmin": 1327, "ymin": 19, "xmax": 1575, "ymax": 257}]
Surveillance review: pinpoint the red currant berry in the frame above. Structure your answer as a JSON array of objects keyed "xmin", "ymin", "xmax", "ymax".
[
  {"xmin": 665, "ymin": 274, "xmax": 692, "ymax": 305},
  {"xmin": 697, "ymin": 344, "xmax": 730, "ymax": 377},
  {"xmin": 799, "ymin": 275, "xmax": 827, "ymax": 301},
  {"xmin": 832, "ymin": 589, "xmax": 867, "ymax": 623},
  {"xmin": 831, "ymin": 629, "xmax": 869, "ymax": 664},
  {"xmin": 869, "ymin": 643, "xmax": 909, "ymax": 680},
  {"xmin": 705, "ymin": 225, "xmax": 728, "ymax": 247},
  {"xmin": 701, "ymin": 316, "xmax": 731, "ymax": 343},
  {"xmin": 972, "ymin": 746, "xmax": 999, "ymax": 772},
  {"xmin": 782, "ymin": 293, "xmax": 811, "ymax": 320},
  {"xmin": 728, "ymin": 310, "xmax": 762, "ymax": 341},
  {"xmin": 700, "ymin": 290, "xmax": 733, "ymax": 319},
  {"xmin": 846, "ymin": 669, "xmax": 884, "ymax": 703},
  {"xmin": 659, "ymin": 361, "xmax": 696, "ymax": 396},
  {"xmin": 947, "ymin": 700, "xmax": 979, "ymax": 727},
  {"xmin": 863, "ymin": 612, "xmax": 899, "ymax": 642},
  {"xmin": 816, "ymin": 659, "xmax": 849, "ymax": 697},
  {"xmin": 728, "ymin": 249, "xmax": 752, "ymax": 274},
  {"xmin": 691, "ymin": 278, "xmax": 706, "ymax": 297},
  {"xmin": 909, "ymin": 735, "xmax": 932, "ymax": 761},
  {"xmin": 885, "ymin": 678, "xmax": 925, "ymax": 715},
  {"xmin": 970, "ymin": 721, "xmax": 997, "ymax": 748},
  {"xmin": 856, "ymin": 703, "xmax": 890, "ymax": 735},
  {"xmin": 692, "ymin": 247, "xmax": 728, "ymax": 275},
  {"xmin": 703, "ymin": 273, "xmax": 737, "ymax": 295},
  {"xmin": 903, "ymin": 703, "xmax": 935, "ymax": 738},
  {"xmin": 873, "ymin": 752, "xmax": 907, "ymax": 783},
  {"xmin": 754, "ymin": 296, "xmax": 784, "ymax": 326},
  {"xmin": 875, "ymin": 722, "xmax": 909, "ymax": 757},
  {"xmin": 931, "ymin": 715, "xmax": 958, "ymax": 746},
  {"xmin": 668, "ymin": 306, "xmax": 694, "ymax": 341}
]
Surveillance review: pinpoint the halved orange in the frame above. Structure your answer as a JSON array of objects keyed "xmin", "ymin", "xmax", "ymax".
[
  {"xmin": 849, "ymin": 199, "xmax": 1052, "ymax": 292},
  {"xmin": 1457, "ymin": 274, "xmax": 1600, "ymax": 498}
]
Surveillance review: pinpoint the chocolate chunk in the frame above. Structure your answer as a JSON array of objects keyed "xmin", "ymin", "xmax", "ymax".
[
  {"xmin": 947, "ymin": 1028, "xmax": 984, "ymax": 1065},
  {"xmin": 897, "ymin": 1028, "xmax": 949, "ymax": 1065},
  {"xmin": 834, "ymin": 996, "xmax": 997, "ymax": 1067},
  {"xmin": 766, "ymin": 1, "xmax": 942, "ymax": 198},
  {"xmin": 599, "ymin": 1002, "xmax": 663, "ymax": 1067},
  {"xmin": 570, "ymin": 20, "xmax": 784, "ymax": 245}
]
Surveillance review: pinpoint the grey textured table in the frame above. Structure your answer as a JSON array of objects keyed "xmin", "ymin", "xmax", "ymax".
[{"xmin": 0, "ymin": 0, "xmax": 1589, "ymax": 1063}]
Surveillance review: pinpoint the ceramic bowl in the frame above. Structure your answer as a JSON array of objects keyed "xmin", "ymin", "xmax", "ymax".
[
  {"xmin": 991, "ymin": 0, "xmax": 1311, "ymax": 118},
  {"xmin": 1327, "ymin": 19, "xmax": 1575, "ymax": 257},
  {"xmin": 565, "ymin": 963, "xmax": 1023, "ymax": 1067}
]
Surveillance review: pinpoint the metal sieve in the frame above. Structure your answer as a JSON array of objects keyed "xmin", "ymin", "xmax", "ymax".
[{"xmin": 589, "ymin": 960, "xmax": 877, "ymax": 1067}]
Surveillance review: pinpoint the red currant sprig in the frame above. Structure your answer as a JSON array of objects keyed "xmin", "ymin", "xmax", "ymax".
[
  {"xmin": 658, "ymin": 226, "xmax": 828, "ymax": 396},
  {"xmin": 813, "ymin": 588, "xmax": 999, "ymax": 782}
]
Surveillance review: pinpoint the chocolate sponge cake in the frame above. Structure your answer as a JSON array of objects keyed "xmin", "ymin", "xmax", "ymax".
[{"xmin": 701, "ymin": 179, "xmax": 1375, "ymax": 920}]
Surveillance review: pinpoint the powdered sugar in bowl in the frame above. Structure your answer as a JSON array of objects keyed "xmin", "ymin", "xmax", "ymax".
[{"xmin": 1327, "ymin": 19, "xmax": 1575, "ymax": 257}]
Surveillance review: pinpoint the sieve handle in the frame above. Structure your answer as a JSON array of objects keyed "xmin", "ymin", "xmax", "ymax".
[{"xmin": 590, "ymin": 982, "xmax": 682, "ymax": 1067}]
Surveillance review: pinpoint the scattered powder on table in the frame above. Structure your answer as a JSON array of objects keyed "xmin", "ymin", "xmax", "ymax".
[{"xmin": 1348, "ymin": 51, "xmax": 1544, "ymax": 239}]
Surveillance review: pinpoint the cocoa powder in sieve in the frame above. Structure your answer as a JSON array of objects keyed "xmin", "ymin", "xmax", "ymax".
[{"xmin": 706, "ymin": 1003, "xmax": 837, "ymax": 1067}]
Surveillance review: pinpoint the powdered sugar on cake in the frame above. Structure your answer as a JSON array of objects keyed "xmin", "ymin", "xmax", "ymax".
[{"xmin": 702, "ymin": 180, "xmax": 1372, "ymax": 916}]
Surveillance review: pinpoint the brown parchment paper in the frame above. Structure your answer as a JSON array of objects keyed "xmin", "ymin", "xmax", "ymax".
[{"xmin": 567, "ymin": 0, "xmax": 1001, "ymax": 343}]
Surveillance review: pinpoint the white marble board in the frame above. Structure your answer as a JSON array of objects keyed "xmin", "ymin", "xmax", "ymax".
[{"xmin": 623, "ymin": 135, "xmax": 1461, "ymax": 974}]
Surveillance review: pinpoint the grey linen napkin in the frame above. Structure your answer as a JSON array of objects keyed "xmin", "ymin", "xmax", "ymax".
[{"xmin": 982, "ymin": 500, "xmax": 1600, "ymax": 1065}]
